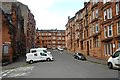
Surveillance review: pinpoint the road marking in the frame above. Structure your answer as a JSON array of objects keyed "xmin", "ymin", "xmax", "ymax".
[
  {"xmin": 2, "ymin": 66, "xmax": 34, "ymax": 78},
  {"xmin": 2, "ymin": 69, "xmax": 15, "ymax": 77}
]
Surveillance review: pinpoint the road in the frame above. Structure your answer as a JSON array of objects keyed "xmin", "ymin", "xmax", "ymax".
[{"xmin": 2, "ymin": 49, "xmax": 119, "ymax": 78}]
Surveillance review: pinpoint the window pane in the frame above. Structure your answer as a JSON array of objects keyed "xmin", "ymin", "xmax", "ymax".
[
  {"xmin": 104, "ymin": 10, "xmax": 107, "ymax": 21},
  {"xmin": 118, "ymin": 22, "xmax": 120, "ymax": 34},
  {"xmin": 104, "ymin": 44, "xmax": 107, "ymax": 56},
  {"xmin": 118, "ymin": 42, "xmax": 120, "ymax": 48},
  {"xmin": 96, "ymin": 9, "xmax": 98, "ymax": 18},
  {"xmin": 108, "ymin": 25, "xmax": 112, "ymax": 36},
  {"xmin": 116, "ymin": 2, "xmax": 119, "ymax": 15},
  {"xmin": 110, "ymin": 43, "xmax": 113, "ymax": 55},
  {"xmin": 104, "ymin": 27, "xmax": 107, "ymax": 38},
  {"xmin": 3, "ymin": 45, "xmax": 9, "ymax": 54},
  {"xmin": 96, "ymin": 23, "xmax": 98, "ymax": 33}
]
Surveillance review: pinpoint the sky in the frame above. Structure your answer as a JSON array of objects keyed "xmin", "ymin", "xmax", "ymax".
[{"xmin": 17, "ymin": 0, "xmax": 89, "ymax": 30}]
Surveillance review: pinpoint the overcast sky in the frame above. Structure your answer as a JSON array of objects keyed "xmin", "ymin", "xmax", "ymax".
[{"xmin": 17, "ymin": 0, "xmax": 89, "ymax": 30}]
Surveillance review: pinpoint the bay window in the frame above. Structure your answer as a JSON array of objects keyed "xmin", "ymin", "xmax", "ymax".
[
  {"xmin": 104, "ymin": 8, "xmax": 112, "ymax": 21},
  {"xmin": 104, "ymin": 43, "xmax": 113, "ymax": 56}
]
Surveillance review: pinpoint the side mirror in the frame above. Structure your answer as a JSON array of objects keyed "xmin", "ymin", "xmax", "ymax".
[{"xmin": 112, "ymin": 55, "xmax": 115, "ymax": 58}]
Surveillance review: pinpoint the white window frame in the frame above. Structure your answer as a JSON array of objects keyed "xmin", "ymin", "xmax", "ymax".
[
  {"xmin": 95, "ymin": 0, "xmax": 98, "ymax": 3},
  {"xmin": 108, "ymin": 25, "xmax": 113, "ymax": 37},
  {"xmin": 107, "ymin": 8, "xmax": 112, "ymax": 19},
  {"xmin": 42, "ymin": 33, "xmax": 44, "ymax": 36},
  {"xmin": 104, "ymin": 0, "xmax": 111, "ymax": 4},
  {"xmin": 62, "ymin": 37, "xmax": 65, "ymax": 40},
  {"xmin": 96, "ymin": 23, "xmax": 99, "ymax": 33},
  {"xmin": 52, "ymin": 41, "xmax": 56, "ymax": 44},
  {"xmin": 103, "ymin": 0, "xmax": 107, "ymax": 4},
  {"xmin": 49, "ymin": 33, "xmax": 51, "ymax": 36},
  {"xmin": 107, "ymin": 44, "xmax": 109, "ymax": 56},
  {"xmin": 58, "ymin": 37, "xmax": 61, "ymax": 40},
  {"xmin": 104, "ymin": 44, "xmax": 107, "ymax": 56},
  {"xmin": 104, "ymin": 10, "xmax": 107, "ymax": 21},
  {"xmin": 96, "ymin": 9, "xmax": 98, "ymax": 18},
  {"xmin": 116, "ymin": 2, "xmax": 119, "ymax": 15},
  {"xmin": 53, "ymin": 36, "xmax": 56, "ymax": 39},
  {"xmin": 109, "ymin": 43, "xmax": 112, "ymax": 55},
  {"xmin": 58, "ymin": 42, "xmax": 60, "ymax": 44},
  {"xmin": 83, "ymin": 32, "xmax": 84, "ymax": 39}
]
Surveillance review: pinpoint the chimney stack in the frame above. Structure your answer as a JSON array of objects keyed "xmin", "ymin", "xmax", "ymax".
[
  {"xmin": 68, "ymin": 16, "xmax": 70, "ymax": 21},
  {"xmin": 84, "ymin": 2, "xmax": 87, "ymax": 7}
]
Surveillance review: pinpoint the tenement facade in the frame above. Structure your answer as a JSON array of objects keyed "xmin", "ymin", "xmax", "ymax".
[
  {"xmin": 36, "ymin": 29, "xmax": 65, "ymax": 49},
  {"xmin": 1, "ymin": 2, "xmax": 36, "ymax": 63},
  {"xmin": 65, "ymin": 0, "xmax": 120, "ymax": 59}
]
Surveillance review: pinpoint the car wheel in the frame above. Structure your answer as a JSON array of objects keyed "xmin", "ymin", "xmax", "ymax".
[
  {"xmin": 108, "ymin": 62, "xmax": 113, "ymax": 69},
  {"xmin": 46, "ymin": 58, "xmax": 51, "ymax": 61},
  {"xmin": 29, "ymin": 60, "xmax": 33, "ymax": 64}
]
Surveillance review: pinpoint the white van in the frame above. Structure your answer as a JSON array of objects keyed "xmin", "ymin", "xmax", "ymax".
[
  {"xmin": 26, "ymin": 51, "xmax": 54, "ymax": 64},
  {"xmin": 30, "ymin": 48, "xmax": 51, "ymax": 54},
  {"xmin": 107, "ymin": 48, "xmax": 120, "ymax": 69},
  {"xmin": 30, "ymin": 48, "xmax": 47, "ymax": 53}
]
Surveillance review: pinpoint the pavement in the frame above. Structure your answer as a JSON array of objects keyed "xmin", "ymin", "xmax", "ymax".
[
  {"xmin": 65, "ymin": 50, "xmax": 107, "ymax": 65},
  {"xmin": 2, "ymin": 50, "xmax": 107, "ymax": 70},
  {"xmin": 86, "ymin": 56, "xmax": 107, "ymax": 65},
  {"xmin": 2, "ymin": 56, "xmax": 28, "ymax": 70}
]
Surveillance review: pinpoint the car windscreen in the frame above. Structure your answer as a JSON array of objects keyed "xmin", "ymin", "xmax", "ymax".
[
  {"xmin": 78, "ymin": 53, "xmax": 83, "ymax": 56},
  {"xmin": 43, "ymin": 50, "xmax": 47, "ymax": 53}
]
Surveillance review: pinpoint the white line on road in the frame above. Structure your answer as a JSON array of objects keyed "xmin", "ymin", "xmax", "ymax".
[{"xmin": 2, "ymin": 66, "xmax": 34, "ymax": 78}]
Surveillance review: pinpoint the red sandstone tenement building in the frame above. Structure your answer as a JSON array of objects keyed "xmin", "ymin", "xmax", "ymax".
[
  {"xmin": 36, "ymin": 29, "xmax": 65, "ymax": 49},
  {"xmin": 65, "ymin": 0, "xmax": 120, "ymax": 60},
  {"xmin": 1, "ymin": 2, "xmax": 36, "ymax": 64}
]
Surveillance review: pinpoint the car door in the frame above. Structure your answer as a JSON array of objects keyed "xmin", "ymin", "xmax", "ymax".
[
  {"xmin": 112, "ymin": 51, "xmax": 120, "ymax": 67},
  {"xmin": 40, "ymin": 52, "xmax": 47, "ymax": 60},
  {"xmin": 33, "ymin": 53, "xmax": 40, "ymax": 61}
]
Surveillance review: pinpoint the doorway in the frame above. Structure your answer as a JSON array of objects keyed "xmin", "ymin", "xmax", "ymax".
[{"xmin": 87, "ymin": 41, "xmax": 89, "ymax": 56}]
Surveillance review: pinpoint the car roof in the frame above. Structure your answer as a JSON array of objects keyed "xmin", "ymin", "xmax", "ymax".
[{"xmin": 76, "ymin": 53, "xmax": 83, "ymax": 54}]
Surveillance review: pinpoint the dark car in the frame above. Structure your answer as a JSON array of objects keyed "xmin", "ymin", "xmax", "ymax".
[{"xmin": 74, "ymin": 53, "xmax": 86, "ymax": 60}]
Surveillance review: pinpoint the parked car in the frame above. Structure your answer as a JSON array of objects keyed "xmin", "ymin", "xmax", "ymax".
[
  {"xmin": 58, "ymin": 47, "xmax": 63, "ymax": 51},
  {"xmin": 26, "ymin": 51, "xmax": 54, "ymax": 64},
  {"xmin": 74, "ymin": 53, "xmax": 86, "ymax": 60},
  {"xmin": 107, "ymin": 48, "xmax": 120, "ymax": 69},
  {"xmin": 30, "ymin": 48, "xmax": 51, "ymax": 54},
  {"xmin": 52, "ymin": 47, "xmax": 56, "ymax": 50}
]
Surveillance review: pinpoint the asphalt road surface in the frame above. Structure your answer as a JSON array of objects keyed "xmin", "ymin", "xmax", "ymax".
[{"xmin": 2, "ymin": 49, "xmax": 119, "ymax": 78}]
